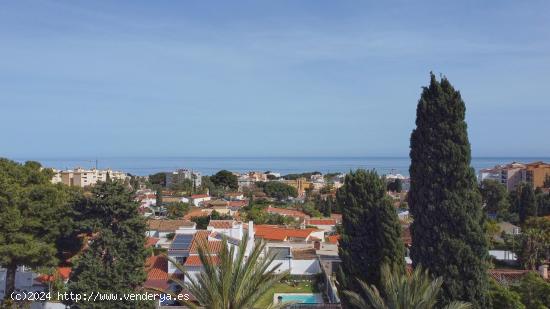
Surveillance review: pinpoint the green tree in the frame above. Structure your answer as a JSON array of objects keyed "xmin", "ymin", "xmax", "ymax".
[
  {"xmin": 408, "ymin": 74, "xmax": 488, "ymax": 307},
  {"xmin": 156, "ymin": 187, "xmax": 163, "ymax": 207},
  {"xmin": 336, "ymin": 169, "xmax": 405, "ymax": 308},
  {"xmin": 258, "ymin": 181, "xmax": 298, "ymax": 200},
  {"xmin": 210, "ymin": 170, "xmax": 238, "ymax": 191},
  {"xmin": 511, "ymin": 272, "xmax": 550, "ymax": 308},
  {"xmin": 0, "ymin": 159, "xmax": 69, "ymax": 301},
  {"xmin": 481, "ymin": 179, "xmax": 511, "ymax": 220},
  {"xmin": 518, "ymin": 183, "xmax": 537, "ymax": 223},
  {"xmin": 190, "ymin": 210, "xmax": 232, "ymax": 229},
  {"xmin": 167, "ymin": 236, "xmax": 289, "ymax": 308},
  {"xmin": 67, "ymin": 181, "xmax": 152, "ymax": 309},
  {"xmin": 300, "ymin": 201, "xmax": 322, "ymax": 218},
  {"xmin": 148, "ymin": 172, "xmax": 166, "ymax": 187},
  {"xmin": 386, "ymin": 179, "xmax": 403, "ymax": 193},
  {"xmin": 487, "ymin": 279, "xmax": 524, "ymax": 309},
  {"xmin": 513, "ymin": 217, "xmax": 550, "ymax": 270},
  {"xmin": 343, "ymin": 264, "xmax": 471, "ymax": 309},
  {"xmin": 166, "ymin": 202, "xmax": 190, "ymax": 218}
]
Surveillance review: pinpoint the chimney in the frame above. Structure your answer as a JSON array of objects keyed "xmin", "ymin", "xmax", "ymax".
[
  {"xmin": 248, "ymin": 220, "xmax": 254, "ymax": 240},
  {"xmin": 539, "ymin": 264, "xmax": 548, "ymax": 280}
]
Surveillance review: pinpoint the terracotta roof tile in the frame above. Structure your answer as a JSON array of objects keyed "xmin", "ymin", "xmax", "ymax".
[
  {"xmin": 254, "ymin": 225, "xmax": 320, "ymax": 241},
  {"xmin": 145, "ymin": 255, "xmax": 168, "ymax": 280},
  {"xmin": 306, "ymin": 219, "xmax": 336, "ymax": 226},
  {"xmin": 208, "ymin": 220, "xmax": 235, "ymax": 229},
  {"xmin": 327, "ymin": 235, "xmax": 340, "ymax": 244},
  {"xmin": 145, "ymin": 237, "xmax": 159, "ymax": 248},
  {"xmin": 184, "ymin": 255, "xmax": 220, "ymax": 266},
  {"xmin": 147, "ymin": 219, "xmax": 195, "ymax": 232}
]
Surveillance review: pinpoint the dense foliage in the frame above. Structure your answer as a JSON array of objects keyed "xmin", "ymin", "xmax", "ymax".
[
  {"xmin": 481, "ymin": 179, "xmax": 512, "ymax": 220},
  {"xmin": 487, "ymin": 279, "xmax": 524, "ymax": 309},
  {"xmin": 512, "ymin": 217, "xmax": 550, "ymax": 270},
  {"xmin": 67, "ymin": 181, "xmax": 152, "ymax": 308},
  {"xmin": 210, "ymin": 170, "xmax": 238, "ymax": 191},
  {"xmin": 0, "ymin": 159, "xmax": 71, "ymax": 300},
  {"xmin": 408, "ymin": 74, "xmax": 488, "ymax": 307},
  {"xmin": 511, "ymin": 272, "xmax": 550, "ymax": 308},
  {"xmin": 336, "ymin": 169, "xmax": 405, "ymax": 308}
]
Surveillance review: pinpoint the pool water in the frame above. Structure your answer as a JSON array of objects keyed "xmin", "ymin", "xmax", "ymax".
[{"xmin": 274, "ymin": 293, "xmax": 323, "ymax": 304}]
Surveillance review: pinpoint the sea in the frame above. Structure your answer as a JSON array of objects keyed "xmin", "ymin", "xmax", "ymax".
[{"xmin": 12, "ymin": 156, "xmax": 550, "ymax": 177}]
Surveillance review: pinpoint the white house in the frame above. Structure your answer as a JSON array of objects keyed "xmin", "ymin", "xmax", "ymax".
[{"xmin": 147, "ymin": 219, "xmax": 197, "ymax": 248}]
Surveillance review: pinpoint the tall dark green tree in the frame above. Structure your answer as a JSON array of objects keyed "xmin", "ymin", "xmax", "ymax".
[
  {"xmin": 210, "ymin": 170, "xmax": 238, "ymax": 191},
  {"xmin": 517, "ymin": 183, "xmax": 537, "ymax": 223},
  {"xmin": 0, "ymin": 159, "xmax": 69, "ymax": 301},
  {"xmin": 408, "ymin": 74, "xmax": 488, "ymax": 307},
  {"xmin": 336, "ymin": 169, "xmax": 405, "ymax": 309},
  {"xmin": 480, "ymin": 179, "xmax": 510, "ymax": 220},
  {"xmin": 67, "ymin": 181, "xmax": 152, "ymax": 309}
]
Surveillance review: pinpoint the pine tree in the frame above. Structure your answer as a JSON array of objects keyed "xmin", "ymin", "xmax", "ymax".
[
  {"xmin": 0, "ymin": 159, "xmax": 69, "ymax": 302},
  {"xmin": 409, "ymin": 73, "xmax": 488, "ymax": 307},
  {"xmin": 336, "ymin": 169, "xmax": 405, "ymax": 309},
  {"xmin": 67, "ymin": 181, "xmax": 152, "ymax": 308}
]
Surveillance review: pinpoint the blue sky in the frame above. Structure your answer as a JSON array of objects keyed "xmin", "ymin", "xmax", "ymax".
[{"xmin": 1, "ymin": 0, "xmax": 549, "ymax": 158}]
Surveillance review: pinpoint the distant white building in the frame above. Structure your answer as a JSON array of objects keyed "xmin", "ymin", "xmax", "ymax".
[
  {"xmin": 165, "ymin": 169, "xmax": 201, "ymax": 188},
  {"xmin": 52, "ymin": 168, "xmax": 128, "ymax": 187}
]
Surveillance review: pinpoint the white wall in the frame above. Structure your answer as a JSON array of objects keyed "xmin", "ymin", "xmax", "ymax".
[{"xmin": 270, "ymin": 259, "xmax": 321, "ymax": 275}]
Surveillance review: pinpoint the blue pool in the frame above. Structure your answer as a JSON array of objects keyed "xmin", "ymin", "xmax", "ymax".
[{"xmin": 273, "ymin": 293, "xmax": 323, "ymax": 304}]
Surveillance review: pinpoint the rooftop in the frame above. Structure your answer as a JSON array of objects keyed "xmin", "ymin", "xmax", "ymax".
[{"xmin": 147, "ymin": 219, "xmax": 196, "ymax": 232}]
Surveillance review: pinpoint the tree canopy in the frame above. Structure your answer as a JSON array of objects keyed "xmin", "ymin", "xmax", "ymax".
[
  {"xmin": 210, "ymin": 170, "xmax": 238, "ymax": 191},
  {"xmin": 67, "ymin": 181, "xmax": 152, "ymax": 308},
  {"xmin": 408, "ymin": 74, "xmax": 488, "ymax": 307},
  {"xmin": 336, "ymin": 169, "xmax": 405, "ymax": 308},
  {"xmin": 0, "ymin": 159, "xmax": 70, "ymax": 300}
]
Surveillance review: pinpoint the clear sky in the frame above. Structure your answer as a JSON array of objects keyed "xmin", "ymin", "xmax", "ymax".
[{"xmin": 1, "ymin": 0, "xmax": 549, "ymax": 158}]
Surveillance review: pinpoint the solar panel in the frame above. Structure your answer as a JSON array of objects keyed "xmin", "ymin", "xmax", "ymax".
[{"xmin": 170, "ymin": 234, "xmax": 193, "ymax": 251}]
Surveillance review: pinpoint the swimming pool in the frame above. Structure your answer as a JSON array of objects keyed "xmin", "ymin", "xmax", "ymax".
[{"xmin": 273, "ymin": 293, "xmax": 323, "ymax": 304}]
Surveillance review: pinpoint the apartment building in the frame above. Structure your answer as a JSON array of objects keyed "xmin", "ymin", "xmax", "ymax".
[
  {"xmin": 479, "ymin": 161, "xmax": 550, "ymax": 191},
  {"xmin": 52, "ymin": 168, "xmax": 128, "ymax": 187},
  {"xmin": 524, "ymin": 161, "xmax": 550, "ymax": 189},
  {"xmin": 165, "ymin": 169, "xmax": 201, "ymax": 187}
]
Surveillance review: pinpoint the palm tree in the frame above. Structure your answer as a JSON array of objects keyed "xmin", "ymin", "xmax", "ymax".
[
  {"xmin": 167, "ymin": 234, "xmax": 290, "ymax": 309},
  {"xmin": 343, "ymin": 264, "xmax": 471, "ymax": 309}
]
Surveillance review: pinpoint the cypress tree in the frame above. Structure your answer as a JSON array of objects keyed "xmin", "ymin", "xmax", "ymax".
[
  {"xmin": 409, "ymin": 73, "xmax": 488, "ymax": 307},
  {"xmin": 518, "ymin": 183, "xmax": 537, "ymax": 223},
  {"xmin": 67, "ymin": 181, "xmax": 152, "ymax": 309},
  {"xmin": 336, "ymin": 169, "xmax": 405, "ymax": 309}
]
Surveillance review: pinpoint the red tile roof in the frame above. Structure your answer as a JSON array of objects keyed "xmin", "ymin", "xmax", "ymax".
[
  {"xmin": 184, "ymin": 255, "xmax": 220, "ymax": 266},
  {"xmin": 189, "ymin": 231, "xmax": 224, "ymax": 254},
  {"xmin": 36, "ymin": 267, "xmax": 72, "ymax": 283},
  {"xmin": 145, "ymin": 255, "xmax": 168, "ymax": 280},
  {"xmin": 254, "ymin": 225, "xmax": 319, "ymax": 241},
  {"xmin": 306, "ymin": 219, "xmax": 336, "ymax": 226},
  {"xmin": 228, "ymin": 200, "xmax": 248, "ymax": 207},
  {"xmin": 327, "ymin": 235, "xmax": 340, "ymax": 244},
  {"xmin": 147, "ymin": 219, "xmax": 195, "ymax": 232},
  {"xmin": 145, "ymin": 237, "xmax": 159, "ymax": 248},
  {"xmin": 208, "ymin": 220, "xmax": 235, "ymax": 229},
  {"xmin": 184, "ymin": 208, "xmax": 210, "ymax": 220},
  {"xmin": 489, "ymin": 269, "xmax": 530, "ymax": 284}
]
